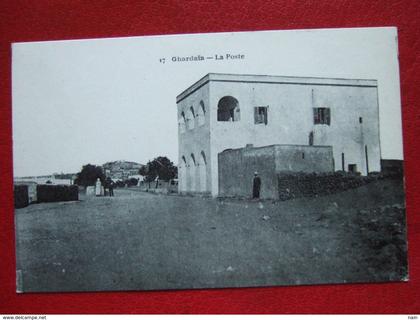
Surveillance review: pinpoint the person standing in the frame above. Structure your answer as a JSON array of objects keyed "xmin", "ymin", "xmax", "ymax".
[
  {"xmin": 108, "ymin": 179, "xmax": 114, "ymax": 197},
  {"xmin": 95, "ymin": 178, "xmax": 102, "ymax": 197},
  {"xmin": 252, "ymin": 172, "xmax": 261, "ymax": 199},
  {"xmin": 105, "ymin": 177, "xmax": 114, "ymax": 197}
]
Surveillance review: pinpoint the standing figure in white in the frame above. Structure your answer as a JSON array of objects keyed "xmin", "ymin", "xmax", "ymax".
[{"xmin": 95, "ymin": 178, "xmax": 102, "ymax": 196}]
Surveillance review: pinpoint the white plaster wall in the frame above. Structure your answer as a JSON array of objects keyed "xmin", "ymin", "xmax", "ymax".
[
  {"xmin": 177, "ymin": 83, "xmax": 211, "ymax": 193},
  {"xmin": 311, "ymin": 85, "xmax": 381, "ymax": 175},
  {"xmin": 209, "ymin": 80, "xmax": 380, "ymax": 196}
]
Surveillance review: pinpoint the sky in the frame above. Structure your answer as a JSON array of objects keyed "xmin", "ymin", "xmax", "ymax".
[{"xmin": 12, "ymin": 27, "xmax": 403, "ymax": 177}]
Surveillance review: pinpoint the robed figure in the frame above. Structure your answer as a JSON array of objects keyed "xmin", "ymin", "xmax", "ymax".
[
  {"xmin": 95, "ymin": 178, "xmax": 102, "ymax": 196},
  {"xmin": 252, "ymin": 172, "xmax": 261, "ymax": 199}
]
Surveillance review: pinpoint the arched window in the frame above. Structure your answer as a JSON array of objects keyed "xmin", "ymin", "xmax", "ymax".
[
  {"xmin": 200, "ymin": 151, "xmax": 207, "ymax": 165},
  {"xmin": 179, "ymin": 156, "xmax": 187, "ymax": 192},
  {"xmin": 200, "ymin": 101, "xmax": 206, "ymax": 114},
  {"xmin": 199, "ymin": 151, "xmax": 207, "ymax": 192},
  {"xmin": 217, "ymin": 96, "xmax": 240, "ymax": 121},
  {"xmin": 189, "ymin": 153, "xmax": 196, "ymax": 192},
  {"xmin": 198, "ymin": 100, "xmax": 206, "ymax": 126},
  {"xmin": 190, "ymin": 153, "xmax": 196, "ymax": 166},
  {"xmin": 187, "ymin": 106, "xmax": 195, "ymax": 130},
  {"xmin": 179, "ymin": 112, "xmax": 186, "ymax": 133}
]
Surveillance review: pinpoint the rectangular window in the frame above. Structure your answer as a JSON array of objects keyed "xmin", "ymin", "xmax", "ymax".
[
  {"xmin": 254, "ymin": 106, "xmax": 268, "ymax": 125},
  {"xmin": 313, "ymin": 107, "xmax": 331, "ymax": 125}
]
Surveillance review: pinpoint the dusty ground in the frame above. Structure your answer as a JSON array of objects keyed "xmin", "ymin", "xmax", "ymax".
[{"xmin": 15, "ymin": 177, "xmax": 407, "ymax": 292}]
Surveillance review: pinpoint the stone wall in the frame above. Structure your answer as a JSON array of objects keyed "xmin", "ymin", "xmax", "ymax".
[
  {"xmin": 14, "ymin": 185, "xmax": 29, "ymax": 208},
  {"xmin": 14, "ymin": 181, "xmax": 37, "ymax": 203},
  {"xmin": 380, "ymin": 159, "xmax": 404, "ymax": 177},
  {"xmin": 37, "ymin": 185, "xmax": 79, "ymax": 203},
  {"xmin": 277, "ymin": 172, "xmax": 379, "ymax": 201}
]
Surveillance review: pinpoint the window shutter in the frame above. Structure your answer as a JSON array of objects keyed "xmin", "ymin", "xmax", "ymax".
[
  {"xmin": 326, "ymin": 108, "xmax": 331, "ymax": 125},
  {"xmin": 313, "ymin": 108, "xmax": 319, "ymax": 124},
  {"xmin": 264, "ymin": 108, "xmax": 268, "ymax": 125}
]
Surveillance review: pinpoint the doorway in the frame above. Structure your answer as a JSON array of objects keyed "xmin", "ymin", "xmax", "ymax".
[{"xmin": 348, "ymin": 164, "xmax": 357, "ymax": 173}]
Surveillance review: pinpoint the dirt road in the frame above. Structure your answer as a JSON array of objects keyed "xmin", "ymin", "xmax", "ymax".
[{"xmin": 15, "ymin": 178, "xmax": 407, "ymax": 292}]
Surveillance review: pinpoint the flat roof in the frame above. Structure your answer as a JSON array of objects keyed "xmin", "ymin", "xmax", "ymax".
[
  {"xmin": 221, "ymin": 144, "xmax": 333, "ymax": 153},
  {"xmin": 176, "ymin": 73, "xmax": 378, "ymax": 103}
]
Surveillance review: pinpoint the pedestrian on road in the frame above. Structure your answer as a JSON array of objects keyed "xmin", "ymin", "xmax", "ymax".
[
  {"xmin": 95, "ymin": 178, "xmax": 102, "ymax": 196},
  {"xmin": 104, "ymin": 177, "xmax": 114, "ymax": 197},
  {"xmin": 108, "ymin": 181, "xmax": 114, "ymax": 197},
  {"xmin": 252, "ymin": 172, "xmax": 261, "ymax": 199}
]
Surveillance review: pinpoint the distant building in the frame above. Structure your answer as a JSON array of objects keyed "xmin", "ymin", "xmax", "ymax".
[
  {"xmin": 14, "ymin": 174, "xmax": 76, "ymax": 186},
  {"xmin": 177, "ymin": 73, "xmax": 381, "ymax": 197},
  {"xmin": 102, "ymin": 160, "xmax": 144, "ymax": 181},
  {"xmin": 14, "ymin": 173, "xmax": 77, "ymax": 203}
]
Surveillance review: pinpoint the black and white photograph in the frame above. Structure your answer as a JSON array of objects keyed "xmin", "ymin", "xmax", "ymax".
[{"xmin": 12, "ymin": 27, "xmax": 407, "ymax": 292}]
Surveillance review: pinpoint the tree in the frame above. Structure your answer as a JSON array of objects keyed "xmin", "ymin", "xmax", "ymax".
[
  {"xmin": 74, "ymin": 164, "xmax": 105, "ymax": 187},
  {"xmin": 139, "ymin": 156, "xmax": 177, "ymax": 182}
]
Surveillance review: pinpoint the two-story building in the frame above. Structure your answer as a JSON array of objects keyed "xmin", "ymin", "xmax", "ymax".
[{"xmin": 177, "ymin": 73, "xmax": 381, "ymax": 197}]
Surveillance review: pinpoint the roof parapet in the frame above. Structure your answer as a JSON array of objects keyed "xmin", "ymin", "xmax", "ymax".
[{"xmin": 176, "ymin": 73, "xmax": 378, "ymax": 104}]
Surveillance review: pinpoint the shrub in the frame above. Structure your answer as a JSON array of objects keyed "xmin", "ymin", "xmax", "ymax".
[
  {"xmin": 74, "ymin": 164, "xmax": 105, "ymax": 187},
  {"xmin": 278, "ymin": 171, "xmax": 379, "ymax": 201},
  {"xmin": 14, "ymin": 185, "xmax": 29, "ymax": 208},
  {"xmin": 37, "ymin": 185, "xmax": 79, "ymax": 203}
]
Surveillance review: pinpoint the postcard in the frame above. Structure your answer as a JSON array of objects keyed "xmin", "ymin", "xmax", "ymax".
[{"xmin": 12, "ymin": 27, "xmax": 407, "ymax": 292}]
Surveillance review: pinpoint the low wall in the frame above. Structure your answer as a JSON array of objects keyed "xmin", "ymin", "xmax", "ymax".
[
  {"xmin": 218, "ymin": 146, "xmax": 277, "ymax": 199},
  {"xmin": 277, "ymin": 171, "xmax": 378, "ymax": 201},
  {"xmin": 218, "ymin": 144, "xmax": 334, "ymax": 199},
  {"xmin": 275, "ymin": 145, "xmax": 334, "ymax": 173},
  {"xmin": 14, "ymin": 185, "xmax": 29, "ymax": 208},
  {"xmin": 138, "ymin": 180, "xmax": 178, "ymax": 193},
  {"xmin": 381, "ymin": 159, "xmax": 404, "ymax": 177},
  {"xmin": 14, "ymin": 181, "xmax": 37, "ymax": 203},
  {"xmin": 37, "ymin": 185, "xmax": 79, "ymax": 203}
]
